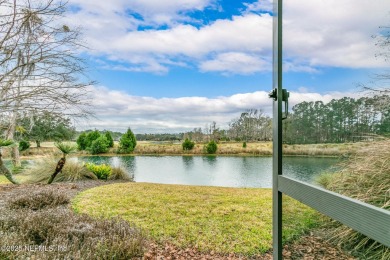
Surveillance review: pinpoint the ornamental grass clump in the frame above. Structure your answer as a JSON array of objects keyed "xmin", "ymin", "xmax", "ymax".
[
  {"xmin": 24, "ymin": 157, "xmax": 97, "ymax": 183},
  {"xmin": 109, "ymin": 166, "xmax": 134, "ymax": 181},
  {"xmin": 320, "ymin": 140, "xmax": 390, "ymax": 259}
]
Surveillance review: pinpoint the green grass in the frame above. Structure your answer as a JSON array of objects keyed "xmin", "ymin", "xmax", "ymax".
[{"xmin": 73, "ymin": 182, "xmax": 319, "ymax": 256}]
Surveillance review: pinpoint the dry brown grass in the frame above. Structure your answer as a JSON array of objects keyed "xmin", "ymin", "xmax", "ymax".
[
  {"xmin": 7, "ymin": 141, "xmax": 367, "ymax": 157},
  {"xmin": 109, "ymin": 166, "xmax": 134, "ymax": 181},
  {"xmin": 320, "ymin": 140, "xmax": 390, "ymax": 259}
]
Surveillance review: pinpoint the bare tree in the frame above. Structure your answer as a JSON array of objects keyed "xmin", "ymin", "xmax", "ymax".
[
  {"xmin": 0, "ymin": 0, "xmax": 94, "ymax": 172},
  {"xmin": 363, "ymin": 24, "xmax": 390, "ymax": 95}
]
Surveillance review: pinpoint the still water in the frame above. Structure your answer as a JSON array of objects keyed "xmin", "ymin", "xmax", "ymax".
[{"xmin": 77, "ymin": 156, "xmax": 339, "ymax": 188}]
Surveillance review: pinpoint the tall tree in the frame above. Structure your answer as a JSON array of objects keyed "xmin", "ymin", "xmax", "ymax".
[{"xmin": 0, "ymin": 0, "xmax": 93, "ymax": 169}]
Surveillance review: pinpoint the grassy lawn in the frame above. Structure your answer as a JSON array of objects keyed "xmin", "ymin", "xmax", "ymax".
[{"xmin": 73, "ymin": 182, "xmax": 319, "ymax": 256}]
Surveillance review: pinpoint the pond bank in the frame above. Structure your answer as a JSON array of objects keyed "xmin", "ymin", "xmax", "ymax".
[{"xmin": 5, "ymin": 141, "xmax": 370, "ymax": 159}]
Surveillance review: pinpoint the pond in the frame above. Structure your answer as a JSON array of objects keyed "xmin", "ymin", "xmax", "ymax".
[{"xmin": 76, "ymin": 156, "xmax": 339, "ymax": 188}]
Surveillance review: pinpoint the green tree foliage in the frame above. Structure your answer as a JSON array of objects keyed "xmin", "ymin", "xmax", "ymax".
[
  {"xmin": 205, "ymin": 140, "xmax": 218, "ymax": 154},
  {"xmin": 76, "ymin": 132, "xmax": 88, "ymax": 150},
  {"xmin": 90, "ymin": 135, "xmax": 109, "ymax": 155},
  {"xmin": 105, "ymin": 131, "xmax": 114, "ymax": 148},
  {"xmin": 18, "ymin": 140, "xmax": 30, "ymax": 151},
  {"xmin": 19, "ymin": 111, "xmax": 76, "ymax": 147},
  {"xmin": 85, "ymin": 130, "xmax": 101, "ymax": 148},
  {"xmin": 119, "ymin": 128, "xmax": 137, "ymax": 153},
  {"xmin": 283, "ymin": 95, "xmax": 390, "ymax": 144},
  {"xmin": 182, "ymin": 138, "xmax": 195, "ymax": 150}
]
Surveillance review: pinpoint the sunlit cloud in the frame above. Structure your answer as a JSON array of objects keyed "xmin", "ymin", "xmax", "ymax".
[{"xmin": 64, "ymin": 0, "xmax": 390, "ymax": 74}]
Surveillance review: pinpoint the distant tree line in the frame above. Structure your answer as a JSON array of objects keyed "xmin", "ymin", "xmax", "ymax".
[
  {"xmin": 227, "ymin": 109, "xmax": 272, "ymax": 141},
  {"xmin": 135, "ymin": 133, "xmax": 183, "ymax": 141},
  {"xmin": 183, "ymin": 109, "xmax": 272, "ymax": 142},
  {"xmin": 283, "ymin": 95, "xmax": 390, "ymax": 144}
]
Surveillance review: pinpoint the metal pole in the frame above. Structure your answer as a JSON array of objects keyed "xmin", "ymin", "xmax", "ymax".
[{"xmin": 272, "ymin": 0, "xmax": 283, "ymax": 259}]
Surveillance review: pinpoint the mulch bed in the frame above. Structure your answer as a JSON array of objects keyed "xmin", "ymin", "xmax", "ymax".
[{"xmin": 0, "ymin": 181, "xmax": 355, "ymax": 259}]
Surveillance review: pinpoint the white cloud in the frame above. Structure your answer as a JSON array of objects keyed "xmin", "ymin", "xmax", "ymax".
[
  {"xmin": 200, "ymin": 52, "xmax": 271, "ymax": 74},
  {"xmin": 67, "ymin": 0, "xmax": 215, "ymax": 26},
  {"xmin": 64, "ymin": 0, "xmax": 390, "ymax": 74},
  {"xmin": 244, "ymin": 0, "xmax": 273, "ymax": 13},
  {"xmin": 78, "ymin": 86, "xmax": 362, "ymax": 133},
  {"xmin": 282, "ymin": 0, "xmax": 390, "ymax": 68}
]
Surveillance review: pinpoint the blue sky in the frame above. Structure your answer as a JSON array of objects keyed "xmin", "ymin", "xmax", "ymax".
[{"xmin": 63, "ymin": 0, "xmax": 389, "ymax": 133}]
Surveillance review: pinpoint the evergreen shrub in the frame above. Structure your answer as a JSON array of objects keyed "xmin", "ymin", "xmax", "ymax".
[
  {"xmin": 182, "ymin": 138, "xmax": 195, "ymax": 150},
  {"xmin": 118, "ymin": 128, "xmax": 137, "ymax": 153},
  {"xmin": 205, "ymin": 140, "xmax": 218, "ymax": 154}
]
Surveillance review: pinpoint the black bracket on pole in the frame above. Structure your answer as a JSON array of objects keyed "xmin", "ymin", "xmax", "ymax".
[{"xmin": 269, "ymin": 88, "xmax": 289, "ymax": 120}]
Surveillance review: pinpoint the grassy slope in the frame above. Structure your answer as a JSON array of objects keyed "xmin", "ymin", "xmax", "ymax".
[{"xmin": 73, "ymin": 182, "xmax": 319, "ymax": 256}]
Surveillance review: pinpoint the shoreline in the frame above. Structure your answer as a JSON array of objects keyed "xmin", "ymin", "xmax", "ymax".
[{"xmin": 6, "ymin": 141, "xmax": 371, "ymax": 159}]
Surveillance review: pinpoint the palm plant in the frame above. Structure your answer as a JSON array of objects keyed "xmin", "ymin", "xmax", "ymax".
[
  {"xmin": 47, "ymin": 142, "xmax": 76, "ymax": 184},
  {"xmin": 0, "ymin": 139, "xmax": 19, "ymax": 184}
]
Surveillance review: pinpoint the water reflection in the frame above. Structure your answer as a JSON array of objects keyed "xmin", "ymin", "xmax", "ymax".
[
  {"xmin": 182, "ymin": 156, "xmax": 194, "ymax": 169},
  {"xmin": 117, "ymin": 156, "xmax": 136, "ymax": 173},
  {"xmin": 202, "ymin": 156, "xmax": 217, "ymax": 167}
]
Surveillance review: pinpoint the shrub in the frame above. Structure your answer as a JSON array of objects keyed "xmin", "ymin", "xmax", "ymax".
[
  {"xmin": 76, "ymin": 132, "xmax": 88, "ymax": 150},
  {"xmin": 242, "ymin": 142, "xmax": 247, "ymax": 148},
  {"xmin": 205, "ymin": 140, "xmax": 218, "ymax": 154},
  {"xmin": 182, "ymin": 138, "xmax": 195, "ymax": 151},
  {"xmin": 105, "ymin": 131, "xmax": 114, "ymax": 148},
  {"xmin": 119, "ymin": 128, "xmax": 137, "ymax": 153},
  {"xmin": 1, "ymin": 189, "xmax": 146, "ymax": 260},
  {"xmin": 85, "ymin": 130, "xmax": 101, "ymax": 148},
  {"xmin": 86, "ymin": 163, "xmax": 112, "ymax": 179},
  {"xmin": 8, "ymin": 190, "xmax": 69, "ymax": 210},
  {"xmin": 18, "ymin": 139, "xmax": 30, "ymax": 151},
  {"xmin": 90, "ymin": 135, "xmax": 109, "ymax": 154}
]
